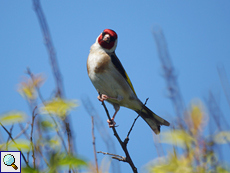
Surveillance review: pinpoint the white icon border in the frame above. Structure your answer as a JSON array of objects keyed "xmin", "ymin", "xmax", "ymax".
[{"xmin": 1, "ymin": 151, "xmax": 21, "ymax": 173}]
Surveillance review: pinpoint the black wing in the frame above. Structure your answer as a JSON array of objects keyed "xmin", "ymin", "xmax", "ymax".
[{"xmin": 110, "ymin": 52, "xmax": 136, "ymax": 95}]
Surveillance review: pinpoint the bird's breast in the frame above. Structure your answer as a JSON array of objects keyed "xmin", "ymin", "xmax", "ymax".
[
  {"xmin": 87, "ymin": 51, "xmax": 140, "ymax": 110},
  {"xmin": 87, "ymin": 52, "xmax": 111, "ymax": 75}
]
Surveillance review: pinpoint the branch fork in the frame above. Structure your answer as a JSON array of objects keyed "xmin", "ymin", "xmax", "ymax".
[{"xmin": 98, "ymin": 95, "xmax": 149, "ymax": 173}]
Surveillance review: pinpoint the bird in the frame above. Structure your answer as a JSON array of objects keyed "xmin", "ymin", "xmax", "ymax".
[{"xmin": 87, "ymin": 29, "xmax": 170, "ymax": 134}]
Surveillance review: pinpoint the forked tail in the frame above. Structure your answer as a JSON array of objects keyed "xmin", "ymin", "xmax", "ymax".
[{"xmin": 136, "ymin": 105, "xmax": 170, "ymax": 134}]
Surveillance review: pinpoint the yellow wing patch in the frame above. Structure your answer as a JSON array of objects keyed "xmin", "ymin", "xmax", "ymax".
[
  {"xmin": 110, "ymin": 53, "xmax": 137, "ymax": 96},
  {"xmin": 125, "ymin": 71, "xmax": 136, "ymax": 96}
]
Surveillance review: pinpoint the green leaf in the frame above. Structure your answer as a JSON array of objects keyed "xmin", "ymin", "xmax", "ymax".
[
  {"xmin": 21, "ymin": 167, "xmax": 40, "ymax": 173},
  {"xmin": 0, "ymin": 111, "xmax": 27, "ymax": 125},
  {"xmin": 48, "ymin": 153, "xmax": 87, "ymax": 172},
  {"xmin": 217, "ymin": 166, "xmax": 230, "ymax": 173},
  {"xmin": 18, "ymin": 74, "xmax": 45, "ymax": 100},
  {"xmin": 214, "ymin": 131, "xmax": 230, "ymax": 144},
  {"xmin": 147, "ymin": 153, "xmax": 193, "ymax": 173},
  {"xmin": 160, "ymin": 130, "xmax": 195, "ymax": 148},
  {"xmin": 189, "ymin": 100, "xmax": 206, "ymax": 135},
  {"xmin": 48, "ymin": 137, "xmax": 61, "ymax": 150},
  {"xmin": 59, "ymin": 154, "xmax": 87, "ymax": 167},
  {"xmin": 40, "ymin": 120, "xmax": 55, "ymax": 131},
  {"xmin": 40, "ymin": 98, "xmax": 78, "ymax": 118},
  {"xmin": 9, "ymin": 139, "xmax": 31, "ymax": 152}
]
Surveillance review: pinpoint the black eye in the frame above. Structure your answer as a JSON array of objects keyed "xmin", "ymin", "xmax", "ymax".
[
  {"xmin": 110, "ymin": 36, "xmax": 115, "ymax": 42},
  {"xmin": 102, "ymin": 31, "xmax": 106, "ymax": 37}
]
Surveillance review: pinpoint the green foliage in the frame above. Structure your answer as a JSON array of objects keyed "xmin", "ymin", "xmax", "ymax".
[
  {"xmin": 0, "ymin": 111, "xmax": 27, "ymax": 125},
  {"xmin": 18, "ymin": 73, "xmax": 45, "ymax": 100},
  {"xmin": 160, "ymin": 130, "xmax": 195, "ymax": 148},
  {"xmin": 40, "ymin": 119, "xmax": 55, "ymax": 131},
  {"xmin": 21, "ymin": 153, "xmax": 87, "ymax": 173},
  {"xmin": 1, "ymin": 65, "xmax": 230, "ymax": 173},
  {"xmin": 149, "ymin": 153, "xmax": 193, "ymax": 173},
  {"xmin": 22, "ymin": 167, "xmax": 41, "ymax": 173},
  {"xmin": 48, "ymin": 153, "xmax": 87, "ymax": 172},
  {"xmin": 9, "ymin": 139, "xmax": 31, "ymax": 152},
  {"xmin": 58, "ymin": 153, "xmax": 87, "ymax": 167},
  {"xmin": 145, "ymin": 100, "xmax": 230, "ymax": 173},
  {"xmin": 39, "ymin": 97, "xmax": 78, "ymax": 119},
  {"xmin": 0, "ymin": 72, "xmax": 88, "ymax": 173}
]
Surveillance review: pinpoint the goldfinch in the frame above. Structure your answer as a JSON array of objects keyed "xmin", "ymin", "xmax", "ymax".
[{"xmin": 87, "ymin": 29, "xmax": 170, "ymax": 134}]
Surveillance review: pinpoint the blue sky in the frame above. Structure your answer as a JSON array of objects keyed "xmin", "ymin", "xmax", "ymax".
[{"xmin": 1, "ymin": 0, "xmax": 230, "ymax": 172}]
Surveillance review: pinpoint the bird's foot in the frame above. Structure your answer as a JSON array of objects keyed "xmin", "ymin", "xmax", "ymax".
[
  {"xmin": 107, "ymin": 117, "xmax": 116, "ymax": 128},
  {"xmin": 98, "ymin": 94, "xmax": 120, "ymax": 102},
  {"xmin": 97, "ymin": 94, "xmax": 108, "ymax": 102}
]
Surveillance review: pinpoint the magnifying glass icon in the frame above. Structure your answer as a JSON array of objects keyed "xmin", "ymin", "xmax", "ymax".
[{"xmin": 3, "ymin": 154, "xmax": 18, "ymax": 170}]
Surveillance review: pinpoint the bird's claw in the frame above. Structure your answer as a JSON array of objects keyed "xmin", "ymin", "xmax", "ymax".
[
  {"xmin": 107, "ymin": 118, "xmax": 116, "ymax": 127},
  {"xmin": 97, "ymin": 94, "xmax": 108, "ymax": 102}
]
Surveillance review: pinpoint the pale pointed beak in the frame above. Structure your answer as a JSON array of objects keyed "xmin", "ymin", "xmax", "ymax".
[{"xmin": 103, "ymin": 34, "xmax": 110, "ymax": 43}]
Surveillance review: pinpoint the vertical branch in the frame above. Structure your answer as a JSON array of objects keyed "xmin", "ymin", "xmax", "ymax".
[
  {"xmin": 32, "ymin": 0, "xmax": 63, "ymax": 96},
  {"xmin": 91, "ymin": 116, "xmax": 99, "ymax": 173},
  {"xmin": 30, "ymin": 106, "xmax": 38, "ymax": 168},
  {"xmin": 152, "ymin": 28, "xmax": 185, "ymax": 125},
  {"xmin": 152, "ymin": 27, "xmax": 190, "ymax": 160},
  {"xmin": 32, "ymin": 0, "xmax": 76, "ymax": 159}
]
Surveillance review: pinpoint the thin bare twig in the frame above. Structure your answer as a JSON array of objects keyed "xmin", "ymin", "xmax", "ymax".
[
  {"xmin": 27, "ymin": 68, "xmax": 68, "ymax": 152},
  {"xmin": 65, "ymin": 122, "xmax": 73, "ymax": 154},
  {"xmin": 153, "ymin": 134, "xmax": 165, "ymax": 157},
  {"xmin": 101, "ymin": 101, "xmax": 138, "ymax": 173},
  {"xmin": 82, "ymin": 96, "xmax": 120, "ymax": 173},
  {"xmin": 97, "ymin": 151, "xmax": 126, "ymax": 161},
  {"xmin": 126, "ymin": 98, "xmax": 149, "ymax": 139},
  {"xmin": 0, "ymin": 122, "xmax": 29, "ymax": 167},
  {"xmin": 13, "ymin": 123, "xmax": 30, "ymax": 140},
  {"xmin": 30, "ymin": 106, "xmax": 38, "ymax": 168},
  {"xmin": 37, "ymin": 147, "xmax": 50, "ymax": 167},
  {"xmin": 91, "ymin": 116, "xmax": 99, "ymax": 173},
  {"xmin": 19, "ymin": 123, "xmax": 30, "ymax": 140},
  {"xmin": 6, "ymin": 124, "xmax": 14, "ymax": 150}
]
